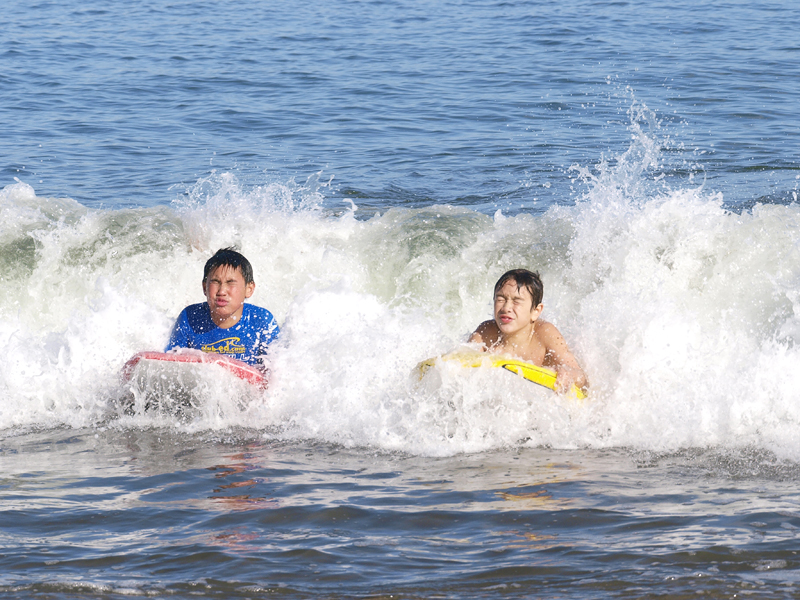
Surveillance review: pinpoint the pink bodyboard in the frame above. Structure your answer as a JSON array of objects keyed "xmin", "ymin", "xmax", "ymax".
[{"xmin": 121, "ymin": 349, "xmax": 267, "ymax": 388}]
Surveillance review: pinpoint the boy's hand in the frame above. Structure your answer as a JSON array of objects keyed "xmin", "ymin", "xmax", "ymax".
[{"xmin": 554, "ymin": 365, "xmax": 588, "ymax": 396}]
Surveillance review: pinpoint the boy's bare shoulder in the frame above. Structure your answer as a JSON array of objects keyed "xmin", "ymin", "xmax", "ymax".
[
  {"xmin": 470, "ymin": 319, "xmax": 499, "ymax": 345},
  {"xmin": 475, "ymin": 319, "xmax": 498, "ymax": 334},
  {"xmin": 534, "ymin": 319, "xmax": 559, "ymax": 335},
  {"xmin": 534, "ymin": 320, "xmax": 569, "ymax": 345}
]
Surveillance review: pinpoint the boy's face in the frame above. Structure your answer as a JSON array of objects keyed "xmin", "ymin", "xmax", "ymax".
[
  {"xmin": 493, "ymin": 279, "xmax": 543, "ymax": 336},
  {"xmin": 203, "ymin": 265, "xmax": 255, "ymax": 328}
]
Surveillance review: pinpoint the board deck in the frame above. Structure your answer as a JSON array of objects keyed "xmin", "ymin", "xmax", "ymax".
[
  {"xmin": 121, "ymin": 350, "xmax": 267, "ymax": 388},
  {"xmin": 417, "ymin": 350, "xmax": 586, "ymax": 399}
]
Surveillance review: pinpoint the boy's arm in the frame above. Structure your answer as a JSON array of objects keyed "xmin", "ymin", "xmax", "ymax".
[
  {"xmin": 265, "ymin": 314, "xmax": 280, "ymax": 345},
  {"xmin": 538, "ymin": 322, "xmax": 589, "ymax": 394},
  {"xmin": 165, "ymin": 312, "xmax": 191, "ymax": 352},
  {"xmin": 253, "ymin": 311, "xmax": 281, "ymax": 357}
]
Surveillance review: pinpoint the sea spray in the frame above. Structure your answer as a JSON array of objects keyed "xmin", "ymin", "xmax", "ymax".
[{"xmin": 2, "ymin": 120, "xmax": 800, "ymax": 457}]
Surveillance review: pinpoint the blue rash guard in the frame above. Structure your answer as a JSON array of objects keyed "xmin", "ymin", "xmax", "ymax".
[{"xmin": 165, "ymin": 303, "xmax": 280, "ymax": 366}]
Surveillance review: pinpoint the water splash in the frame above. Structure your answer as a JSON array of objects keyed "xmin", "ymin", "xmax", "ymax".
[{"xmin": 2, "ymin": 107, "xmax": 800, "ymax": 458}]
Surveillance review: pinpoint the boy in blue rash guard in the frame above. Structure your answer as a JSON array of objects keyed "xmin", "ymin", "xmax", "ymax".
[{"xmin": 165, "ymin": 248, "xmax": 280, "ymax": 366}]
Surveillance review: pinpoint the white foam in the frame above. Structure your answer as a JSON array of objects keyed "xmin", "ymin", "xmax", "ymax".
[{"xmin": 2, "ymin": 113, "xmax": 800, "ymax": 457}]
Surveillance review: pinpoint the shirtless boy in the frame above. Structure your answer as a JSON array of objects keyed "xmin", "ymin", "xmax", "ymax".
[
  {"xmin": 469, "ymin": 269, "xmax": 588, "ymax": 394},
  {"xmin": 165, "ymin": 247, "xmax": 280, "ymax": 366}
]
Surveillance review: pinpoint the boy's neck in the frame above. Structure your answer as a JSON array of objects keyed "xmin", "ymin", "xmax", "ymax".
[
  {"xmin": 498, "ymin": 322, "xmax": 536, "ymax": 350},
  {"xmin": 210, "ymin": 308, "xmax": 243, "ymax": 328}
]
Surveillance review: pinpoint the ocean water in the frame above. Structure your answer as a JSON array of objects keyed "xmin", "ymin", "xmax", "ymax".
[{"xmin": 2, "ymin": 0, "xmax": 800, "ymax": 597}]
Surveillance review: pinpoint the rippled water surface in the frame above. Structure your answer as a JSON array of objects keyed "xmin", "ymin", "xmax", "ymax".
[
  {"xmin": 3, "ymin": 0, "xmax": 799, "ymax": 210},
  {"xmin": 4, "ymin": 430, "xmax": 800, "ymax": 598}
]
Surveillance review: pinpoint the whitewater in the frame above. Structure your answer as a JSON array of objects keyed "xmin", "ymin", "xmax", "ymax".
[{"xmin": 3, "ymin": 107, "xmax": 799, "ymax": 460}]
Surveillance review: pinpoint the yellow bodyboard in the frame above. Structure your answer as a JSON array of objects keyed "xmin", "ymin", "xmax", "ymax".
[{"xmin": 416, "ymin": 351, "xmax": 586, "ymax": 400}]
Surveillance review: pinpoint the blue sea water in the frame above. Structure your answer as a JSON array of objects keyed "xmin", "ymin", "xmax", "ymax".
[{"xmin": 2, "ymin": 0, "xmax": 800, "ymax": 597}]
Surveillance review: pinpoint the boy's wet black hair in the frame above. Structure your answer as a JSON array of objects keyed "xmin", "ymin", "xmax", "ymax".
[
  {"xmin": 203, "ymin": 247, "xmax": 254, "ymax": 285},
  {"xmin": 494, "ymin": 269, "xmax": 543, "ymax": 306}
]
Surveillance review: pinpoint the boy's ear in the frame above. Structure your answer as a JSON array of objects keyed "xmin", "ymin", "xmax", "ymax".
[
  {"xmin": 201, "ymin": 280, "xmax": 207, "ymax": 296},
  {"xmin": 245, "ymin": 281, "xmax": 255, "ymax": 299},
  {"xmin": 531, "ymin": 303, "xmax": 544, "ymax": 321}
]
